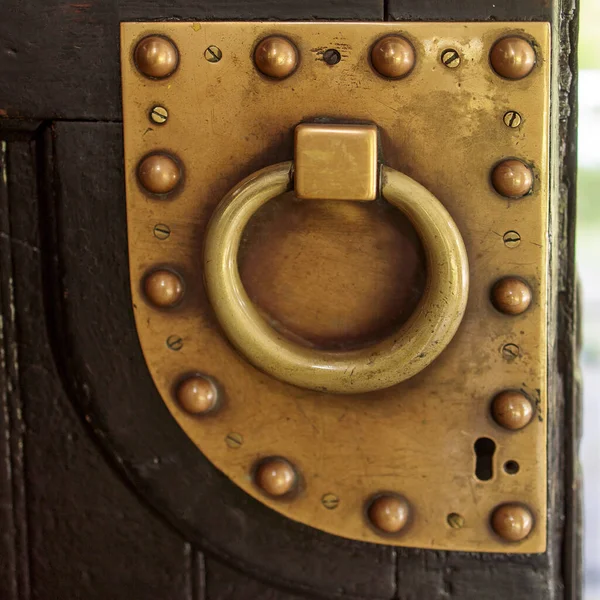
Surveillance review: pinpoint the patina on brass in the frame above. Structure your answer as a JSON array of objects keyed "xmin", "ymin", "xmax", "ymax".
[
  {"xmin": 367, "ymin": 494, "xmax": 411, "ymax": 534},
  {"xmin": 491, "ymin": 390, "xmax": 534, "ymax": 430},
  {"xmin": 143, "ymin": 268, "xmax": 184, "ymax": 308},
  {"xmin": 294, "ymin": 123, "xmax": 378, "ymax": 201},
  {"xmin": 491, "ymin": 276, "xmax": 533, "ymax": 315},
  {"xmin": 254, "ymin": 35, "xmax": 298, "ymax": 79},
  {"xmin": 491, "ymin": 503, "xmax": 534, "ymax": 542},
  {"xmin": 254, "ymin": 457, "xmax": 297, "ymax": 497},
  {"xmin": 203, "ymin": 157, "xmax": 469, "ymax": 394},
  {"xmin": 176, "ymin": 375, "xmax": 218, "ymax": 415},
  {"xmin": 492, "ymin": 159, "xmax": 533, "ymax": 198},
  {"xmin": 121, "ymin": 21, "xmax": 550, "ymax": 553},
  {"xmin": 370, "ymin": 35, "xmax": 415, "ymax": 79},
  {"xmin": 490, "ymin": 36, "xmax": 536, "ymax": 80}
]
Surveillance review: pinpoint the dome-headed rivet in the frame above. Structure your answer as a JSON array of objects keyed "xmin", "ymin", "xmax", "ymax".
[
  {"xmin": 491, "ymin": 277, "xmax": 532, "ymax": 315},
  {"xmin": 138, "ymin": 153, "xmax": 182, "ymax": 195},
  {"xmin": 254, "ymin": 457, "xmax": 297, "ymax": 497},
  {"xmin": 492, "ymin": 390, "xmax": 534, "ymax": 430},
  {"xmin": 491, "ymin": 503, "xmax": 534, "ymax": 542},
  {"xmin": 254, "ymin": 36, "xmax": 298, "ymax": 79},
  {"xmin": 134, "ymin": 35, "xmax": 179, "ymax": 79},
  {"xmin": 491, "ymin": 159, "xmax": 533, "ymax": 198},
  {"xmin": 143, "ymin": 269, "xmax": 184, "ymax": 308},
  {"xmin": 371, "ymin": 36, "xmax": 415, "ymax": 79},
  {"xmin": 490, "ymin": 36, "xmax": 536, "ymax": 80},
  {"xmin": 176, "ymin": 375, "xmax": 218, "ymax": 414},
  {"xmin": 367, "ymin": 494, "xmax": 411, "ymax": 534}
]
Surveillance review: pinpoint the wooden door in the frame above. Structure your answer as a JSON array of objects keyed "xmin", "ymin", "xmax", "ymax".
[{"xmin": 0, "ymin": 1, "xmax": 580, "ymax": 599}]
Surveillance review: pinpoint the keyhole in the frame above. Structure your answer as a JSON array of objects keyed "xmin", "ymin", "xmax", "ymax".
[{"xmin": 474, "ymin": 437, "xmax": 496, "ymax": 481}]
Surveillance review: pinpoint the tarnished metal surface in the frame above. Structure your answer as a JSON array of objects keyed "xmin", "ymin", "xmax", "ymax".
[
  {"xmin": 294, "ymin": 123, "xmax": 378, "ymax": 201},
  {"xmin": 121, "ymin": 21, "xmax": 550, "ymax": 552}
]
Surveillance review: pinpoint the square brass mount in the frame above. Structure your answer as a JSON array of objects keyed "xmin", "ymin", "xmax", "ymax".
[{"xmin": 121, "ymin": 22, "xmax": 550, "ymax": 552}]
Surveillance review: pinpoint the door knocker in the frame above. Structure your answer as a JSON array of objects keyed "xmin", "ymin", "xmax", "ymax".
[
  {"xmin": 121, "ymin": 21, "xmax": 550, "ymax": 552},
  {"xmin": 204, "ymin": 124, "xmax": 469, "ymax": 394}
]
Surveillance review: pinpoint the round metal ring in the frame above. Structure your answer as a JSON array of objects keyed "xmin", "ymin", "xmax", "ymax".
[{"xmin": 203, "ymin": 161, "xmax": 469, "ymax": 394}]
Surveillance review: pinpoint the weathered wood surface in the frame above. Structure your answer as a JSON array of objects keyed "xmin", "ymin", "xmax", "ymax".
[
  {"xmin": 387, "ymin": 0, "xmax": 552, "ymax": 21},
  {"xmin": 0, "ymin": 0, "xmax": 580, "ymax": 598}
]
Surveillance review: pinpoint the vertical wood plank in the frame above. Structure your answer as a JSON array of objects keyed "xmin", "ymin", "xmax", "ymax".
[
  {"xmin": 0, "ymin": 137, "xmax": 31, "ymax": 600},
  {"xmin": 205, "ymin": 558, "xmax": 308, "ymax": 600},
  {"xmin": 556, "ymin": 0, "xmax": 582, "ymax": 596},
  {"xmin": 0, "ymin": 126, "xmax": 196, "ymax": 600}
]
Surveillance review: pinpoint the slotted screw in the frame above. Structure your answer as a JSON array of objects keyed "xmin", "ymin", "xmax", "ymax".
[
  {"xmin": 502, "ymin": 343, "xmax": 520, "ymax": 361},
  {"xmin": 321, "ymin": 493, "xmax": 340, "ymax": 509},
  {"xmin": 441, "ymin": 48, "xmax": 461, "ymax": 68},
  {"xmin": 503, "ymin": 230, "xmax": 521, "ymax": 248},
  {"xmin": 204, "ymin": 45, "xmax": 222, "ymax": 63},
  {"xmin": 323, "ymin": 49, "xmax": 341, "ymax": 65},
  {"xmin": 503, "ymin": 111, "xmax": 522, "ymax": 128},
  {"xmin": 150, "ymin": 105, "xmax": 168, "ymax": 124},
  {"xmin": 166, "ymin": 335, "xmax": 183, "ymax": 351},
  {"xmin": 225, "ymin": 432, "xmax": 243, "ymax": 448},
  {"xmin": 153, "ymin": 223, "xmax": 171, "ymax": 240},
  {"xmin": 447, "ymin": 513, "xmax": 465, "ymax": 529}
]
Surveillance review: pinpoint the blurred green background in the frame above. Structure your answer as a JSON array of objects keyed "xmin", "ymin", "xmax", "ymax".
[
  {"xmin": 579, "ymin": 0, "xmax": 600, "ymax": 227},
  {"xmin": 579, "ymin": 0, "xmax": 600, "ymax": 70}
]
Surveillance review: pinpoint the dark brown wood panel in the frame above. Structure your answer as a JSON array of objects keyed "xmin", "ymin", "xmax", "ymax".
[
  {"xmin": 395, "ymin": 550, "xmax": 557, "ymax": 599},
  {"xmin": 0, "ymin": 126, "xmax": 198, "ymax": 600},
  {"xmin": 387, "ymin": 0, "xmax": 552, "ymax": 21},
  {"xmin": 557, "ymin": 0, "xmax": 582, "ymax": 596},
  {"xmin": 0, "ymin": 131, "xmax": 31, "ymax": 600},
  {"xmin": 118, "ymin": 0, "xmax": 383, "ymax": 20},
  {"xmin": 205, "ymin": 558, "xmax": 309, "ymax": 600}
]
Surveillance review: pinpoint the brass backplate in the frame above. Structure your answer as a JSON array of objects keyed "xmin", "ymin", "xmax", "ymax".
[{"xmin": 121, "ymin": 21, "xmax": 550, "ymax": 552}]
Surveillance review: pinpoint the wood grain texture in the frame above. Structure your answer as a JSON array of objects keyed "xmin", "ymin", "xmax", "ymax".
[
  {"xmin": 0, "ymin": 132, "xmax": 31, "ymax": 600},
  {"xmin": 395, "ymin": 549, "xmax": 555, "ymax": 599},
  {"xmin": 205, "ymin": 558, "xmax": 309, "ymax": 599},
  {"xmin": 556, "ymin": 0, "xmax": 582, "ymax": 596},
  {"xmin": 0, "ymin": 125, "xmax": 199, "ymax": 600},
  {"xmin": 387, "ymin": 0, "xmax": 552, "ymax": 21}
]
